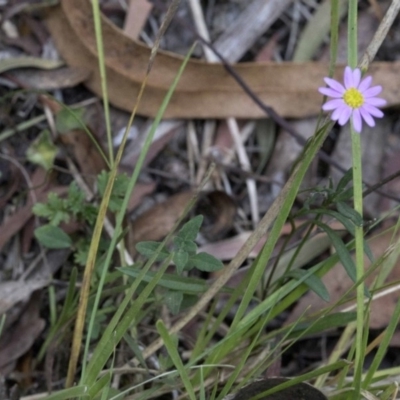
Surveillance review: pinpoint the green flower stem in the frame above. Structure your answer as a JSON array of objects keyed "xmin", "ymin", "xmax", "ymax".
[
  {"xmin": 328, "ymin": 0, "xmax": 340, "ymax": 77},
  {"xmin": 348, "ymin": 1, "xmax": 364, "ymax": 397},
  {"xmin": 351, "ymin": 129, "xmax": 365, "ymax": 397},
  {"xmin": 347, "ymin": 0, "xmax": 358, "ymax": 69}
]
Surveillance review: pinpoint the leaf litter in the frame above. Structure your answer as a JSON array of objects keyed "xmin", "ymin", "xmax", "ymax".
[{"xmin": 1, "ymin": 0, "xmax": 400, "ymax": 398}]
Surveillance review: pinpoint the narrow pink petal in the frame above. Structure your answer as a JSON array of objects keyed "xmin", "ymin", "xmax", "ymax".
[
  {"xmin": 322, "ymin": 99, "xmax": 344, "ymax": 111},
  {"xmin": 324, "ymin": 77, "xmax": 345, "ymax": 93},
  {"xmin": 352, "ymin": 68, "xmax": 361, "ymax": 88},
  {"xmin": 358, "ymin": 76, "xmax": 372, "ymax": 92},
  {"xmin": 364, "ymin": 97, "xmax": 387, "ymax": 107},
  {"xmin": 319, "ymin": 87, "xmax": 343, "ymax": 98},
  {"xmin": 352, "ymin": 109, "xmax": 362, "ymax": 133},
  {"xmin": 338, "ymin": 106, "xmax": 352, "ymax": 125},
  {"xmin": 362, "ymin": 85, "xmax": 382, "ymax": 98},
  {"xmin": 344, "ymin": 66, "xmax": 353, "ymax": 89},
  {"xmin": 362, "ymin": 104, "xmax": 384, "ymax": 118},
  {"xmin": 360, "ymin": 107, "xmax": 375, "ymax": 127}
]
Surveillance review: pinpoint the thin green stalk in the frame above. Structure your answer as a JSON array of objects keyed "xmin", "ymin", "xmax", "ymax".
[
  {"xmin": 329, "ymin": 0, "xmax": 341, "ymax": 77},
  {"xmin": 347, "ymin": 0, "xmax": 358, "ymax": 69},
  {"xmin": 348, "ymin": 1, "xmax": 365, "ymax": 396},
  {"xmin": 0, "ymin": 314, "xmax": 5, "ymax": 337},
  {"xmin": 48, "ymin": 285, "xmax": 57, "ymax": 327},
  {"xmin": 351, "ymin": 130, "xmax": 365, "ymax": 395},
  {"xmin": 91, "ymin": 0, "xmax": 114, "ymax": 165}
]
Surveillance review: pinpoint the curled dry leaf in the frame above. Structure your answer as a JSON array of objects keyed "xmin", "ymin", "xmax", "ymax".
[
  {"xmin": 194, "ymin": 191, "xmax": 236, "ymax": 240},
  {"xmin": 8, "ymin": 66, "xmax": 91, "ymax": 90},
  {"xmin": 45, "ymin": 0, "xmax": 400, "ymax": 119}
]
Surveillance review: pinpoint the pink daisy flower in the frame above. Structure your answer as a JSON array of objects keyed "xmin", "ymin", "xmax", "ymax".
[{"xmin": 319, "ymin": 66, "xmax": 386, "ymax": 133}]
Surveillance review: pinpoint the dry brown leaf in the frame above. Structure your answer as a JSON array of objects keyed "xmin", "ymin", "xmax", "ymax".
[
  {"xmin": 45, "ymin": 0, "xmax": 400, "ymax": 119},
  {"xmin": 59, "ymin": 129, "xmax": 107, "ymax": 187},
  {"xmin": 127, "ymin": 181, "xmax": 156, "ymax": 212},
  {"xmin": 0, "ymin": 153, "xmax": 21, "ymax": 209},
  {"xmin": 8, "ymin": 66, "xmax": 91, "ymax": 90},
  {"xmin": 0, "ymin": 280, "xmax": 49, "ymax": 316},
  {"xmin": 128, "ymin": 191, "xmax": 194, "ymax": 251},
  {"xmin": 287, "ymin": 228, "xmax": 400, "ymax": 332},
  {"xmin": 0, "ymin": 169, "xmax": 68, "ymax": 252},
  {"xmin": 0, "ymin": 292, "xmax": 45, "ymax": 373},
  {"xmin": 0, "ymin": 185, "xmax": 68, "ymax": 251},
  {"xmin": 194, "ymin": 191, "xmax": 236, "ymax": 240}
]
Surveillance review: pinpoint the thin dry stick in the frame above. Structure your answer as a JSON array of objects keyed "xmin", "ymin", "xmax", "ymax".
[
  {"xmin": 359, "ymin": 0, "xmax": 400, "ymax": 70},
  {"xmin": 195, "ymin": 120, "xmax": 215, "ymax": 185},
  {"xmin": 227, "ymin": 118, "xmax": 259, "ymax": 225},
  {"xmin": 188, "ymin": 0, "xmax": 219, "ymax": 190}
]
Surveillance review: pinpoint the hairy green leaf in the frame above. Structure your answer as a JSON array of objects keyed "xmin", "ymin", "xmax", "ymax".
[
  {"xmin": 176, "ymin": 215, "xmax": 203, "ymax": 242},
  {"xmin": 189, "ymin": 252, "xmax": 224, "ymax": 272},
  {"xmin": 164, "ymin": 290, "xmax": 184, "ymax": 315},
  {"xmin": 34, "ymin": 224, "xmax": 72, "ymax": 249},
  {"xmin": 173, "ymin": 250, "xmax": 189, "ymax": 274},
  {"xmin": 135, "ymin": 241, "xmax": 170, "ymax": 261}
]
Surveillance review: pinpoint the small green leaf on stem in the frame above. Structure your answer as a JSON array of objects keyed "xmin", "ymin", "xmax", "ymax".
[
  {"xmin": 189, "ymin": 252, "xmax": 224, "ymax": 272},
  {"xmin": 35, "ymin": 224, "xmax": 72, "ymax": 249}
]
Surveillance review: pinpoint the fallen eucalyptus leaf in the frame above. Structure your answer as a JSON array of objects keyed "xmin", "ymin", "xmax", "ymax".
[
  {"xmin": 45, "ymin": 0, "xmax": 399, "ymax": 118},
  {"xmin": 9, "ymin": 66, "xmax": 90, "ymax": 90}
]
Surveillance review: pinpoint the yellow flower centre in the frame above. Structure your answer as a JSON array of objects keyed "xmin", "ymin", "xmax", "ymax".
[{"xmin": 343, "ymin": 88, "xmax": 364, "ymax": 108}]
